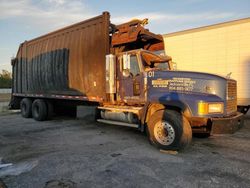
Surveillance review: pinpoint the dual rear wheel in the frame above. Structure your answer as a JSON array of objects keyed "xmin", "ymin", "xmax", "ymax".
[{"xmin": 20, "ymin": 98, "xmax": 53, "ymax": 121}]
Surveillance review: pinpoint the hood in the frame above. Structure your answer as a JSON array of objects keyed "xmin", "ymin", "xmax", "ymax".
[{"xmin": 146, "ymin": 70, "xmax": 233, "ymax": 100}]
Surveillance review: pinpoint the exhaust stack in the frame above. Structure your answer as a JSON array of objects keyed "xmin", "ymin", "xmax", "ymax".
[{"xmin": 105, "ymin": 54, "xmax": 116, "ymax": 103}]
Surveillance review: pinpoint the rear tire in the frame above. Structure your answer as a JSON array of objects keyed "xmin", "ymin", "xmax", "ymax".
[
  {"xmin": 20, "ymin": 98, "xmax": 32, "ymax": 118},
  {"xmin": 147, "ymin": 110, "xmax": 192, "ymax": 151},
  {"xmin": 32, "ymin": 99, "xmax": 48, "ymax": 121}
]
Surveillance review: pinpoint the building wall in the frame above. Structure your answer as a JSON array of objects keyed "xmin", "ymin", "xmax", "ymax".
[{"xmin": 163, "ymin": 18, "xmax": 250, "ymax": 106}]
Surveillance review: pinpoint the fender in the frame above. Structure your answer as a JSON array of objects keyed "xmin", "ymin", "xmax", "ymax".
[{"xmin": 140, "ymin": 101, "xmax": 193, "ymax": 128}]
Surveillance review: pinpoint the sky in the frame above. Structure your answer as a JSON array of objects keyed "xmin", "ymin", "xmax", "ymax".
[{"xmin": 0, "ymin": 0, "xmax": 249, "ymax": 72}]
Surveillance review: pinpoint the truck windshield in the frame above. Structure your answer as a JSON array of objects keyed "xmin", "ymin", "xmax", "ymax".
[
  {"xmin": 154, "ymin": 62, "xmax": 170, "ymax": 70},
  {"xmin": 141, "ymin": 51, "xmax": 170, "ymax": 71}
]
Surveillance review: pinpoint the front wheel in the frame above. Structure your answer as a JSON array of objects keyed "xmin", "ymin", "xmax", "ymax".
[{"xmin": 147, "ymin": 110, "xmax": 192, "ymax": 151}]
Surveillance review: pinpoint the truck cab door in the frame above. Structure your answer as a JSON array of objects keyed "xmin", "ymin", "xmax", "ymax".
[{"xmin": 117, "ymin": 53, "xmax": 145, "ymax": 104}]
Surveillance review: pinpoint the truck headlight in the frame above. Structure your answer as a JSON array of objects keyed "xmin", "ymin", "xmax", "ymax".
[
  {"xmin": 198, "ymin": 102, "xmax": 224, "ymax": 115},
  {"xmin": 208, "ymin": 103, "xmax": 224, "ymax": 113}
]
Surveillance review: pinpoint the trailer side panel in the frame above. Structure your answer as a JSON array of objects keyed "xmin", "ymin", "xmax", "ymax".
[
  {"xmin": 163, "ymin": 18, "xmax": 250, "ymax": 106},
  {"xmin": 12, "ymin": 12, "xmax": 110, "ymax": 102}
]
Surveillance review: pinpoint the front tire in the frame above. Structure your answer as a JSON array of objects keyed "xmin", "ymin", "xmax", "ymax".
[
  {"xmin": 32, "ymin": 99, "xmax": 48, "ymax": 121},
  {"xmin": 147, "ymin": 110, "xmax": 192, "ymax": 150}
]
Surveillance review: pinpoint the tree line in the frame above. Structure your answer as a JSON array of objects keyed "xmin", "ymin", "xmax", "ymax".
[{"xmin": 0, "ymin": 69, "xmax": 12, "ymax": 88}]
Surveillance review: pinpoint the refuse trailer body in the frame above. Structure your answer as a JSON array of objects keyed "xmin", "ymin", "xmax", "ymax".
[{"xmin": 10, "ymin": 12, "xmax": 244, "ymax": 150}]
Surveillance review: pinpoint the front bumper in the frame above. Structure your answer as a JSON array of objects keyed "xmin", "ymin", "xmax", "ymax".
[{"xmin": 210, "ymin": 112, "xmax": 244, "ymax": 134}]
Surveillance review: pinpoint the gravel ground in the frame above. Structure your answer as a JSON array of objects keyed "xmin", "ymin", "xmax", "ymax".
[{"xmin": 0, "ymin": 113, "xmax": 250, "ymax": 188}]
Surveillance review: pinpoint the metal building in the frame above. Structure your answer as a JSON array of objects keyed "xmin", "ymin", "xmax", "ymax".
[{"xmin": 163, "ymin": 18, "xmax": 250, "ymax": 108}]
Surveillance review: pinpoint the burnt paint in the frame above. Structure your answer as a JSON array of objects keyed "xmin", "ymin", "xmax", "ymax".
[
  {"xmin": 13, "ymin": 12, "xmax": 110, "ymax": 102},
  {"xmin": 13, "ymin": 49, "xmax": 82, "ymax": 95}
]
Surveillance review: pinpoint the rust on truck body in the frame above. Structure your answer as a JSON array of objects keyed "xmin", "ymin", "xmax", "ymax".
[
  {"xmin": 13, "ymin": 12, "xmax": 110, "ymax": 101},
  {"xmin": 111, "ymin": 18, "xmax": 164, "ymax": 53},
  {"xmin": 10, "ymin": 12, "xmax": 244, "ymax": 150},
  {"xmin": 12, "ymin": 12, "xmax": 164, "ymax": 104}
]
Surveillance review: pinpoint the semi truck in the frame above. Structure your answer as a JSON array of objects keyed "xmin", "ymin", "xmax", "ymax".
[{"xmin": 10, "ymin": 12, "xmax": 244, "ymax": 150}]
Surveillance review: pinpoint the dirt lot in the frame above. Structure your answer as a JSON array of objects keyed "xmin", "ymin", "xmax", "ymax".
[{"xmin": 0, "ymin": 113, "xmax": 250, "ymax": 188}]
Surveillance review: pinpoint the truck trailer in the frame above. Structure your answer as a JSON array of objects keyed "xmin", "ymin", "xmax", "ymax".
[
  {"xmin": 163, "ymin": 18, "xmax": 250, "ymax": 115},
  {"xmin": 10, "ymin": 12, "xmax": 244, "ymax": 150}
]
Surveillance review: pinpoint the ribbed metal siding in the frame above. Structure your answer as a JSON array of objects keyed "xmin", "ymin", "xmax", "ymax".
[{"xmin": 12, "ymin": 12, "xmax": 110, "ymax": 101}]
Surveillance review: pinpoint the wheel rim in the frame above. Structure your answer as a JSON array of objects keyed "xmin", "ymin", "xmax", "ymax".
[{"xmin": 154, "ymin": 121, "xmax": 175, "ymax": 145}]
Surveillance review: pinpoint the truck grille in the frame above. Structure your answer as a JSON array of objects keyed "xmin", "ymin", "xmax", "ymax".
[{"xmin": 226, "ymin": 80, "xmax": 237, "ymax": 114}]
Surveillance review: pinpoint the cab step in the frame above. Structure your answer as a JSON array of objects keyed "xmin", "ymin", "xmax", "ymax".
[{"xmin": 97, "ymin": 119, "xmax": 139, "ymax": 128}]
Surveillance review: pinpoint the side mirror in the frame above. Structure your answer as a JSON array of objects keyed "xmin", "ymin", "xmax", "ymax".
[{"xmin": 123, "ymin": 54, "xmax": 130, "ymax": 70}]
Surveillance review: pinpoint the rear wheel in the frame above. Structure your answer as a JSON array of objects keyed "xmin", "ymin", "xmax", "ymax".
[
  {"xmin": 20, "ymin": 98, "xmax": 32, "ymax": 118},
  {"xmin": 147, "ymin": 110, "xmax": 192, "ymax": 150},
  {"xmin": 32, "ymin": 99, "xmax": 48, "ymax": 121}
]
